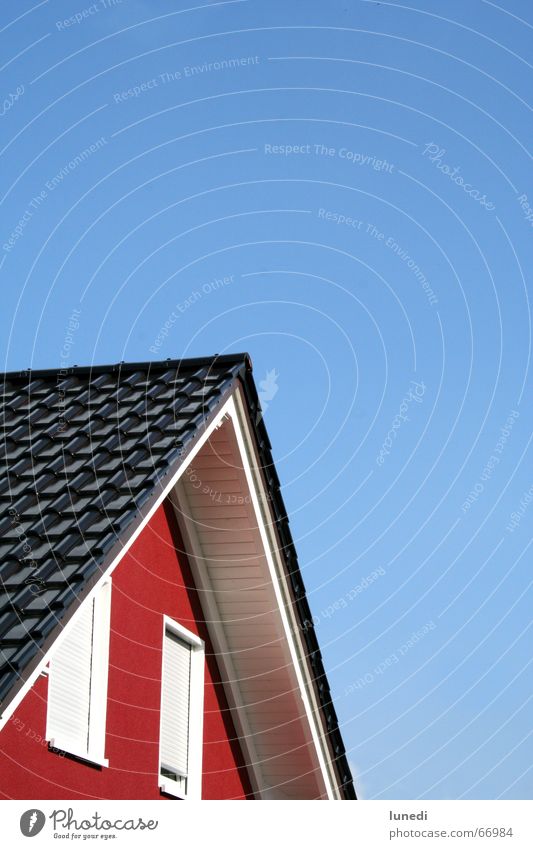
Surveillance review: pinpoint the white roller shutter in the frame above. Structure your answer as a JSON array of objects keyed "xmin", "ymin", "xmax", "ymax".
[
  {"xmin": 46, "ymin": 583, "xmax": 111, "ymax": 765},
  {"xmin": 160, "ymin": 630, "xmax": 192, "ymax": 794},
  {"xmin": 47, "ymin": 598, "xmax": 94, "ymax": 755}
]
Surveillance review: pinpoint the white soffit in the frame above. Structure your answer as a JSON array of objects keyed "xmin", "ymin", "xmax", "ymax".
[{"xmin": 173, "ymin": 392, "xmax": 336, "ymax": 800}]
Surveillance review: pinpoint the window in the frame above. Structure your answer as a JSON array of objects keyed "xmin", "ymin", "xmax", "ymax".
[
  {"xmin": 46, "ymin": 581, "xmax": 111, "ymax": 766},
  {"xmin": 159, "ymin": 617, "xmax": 204, "ymax": 799}
]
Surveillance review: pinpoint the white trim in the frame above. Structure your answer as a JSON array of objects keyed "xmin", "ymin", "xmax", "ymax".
[
  {"xmin": 162, "ymin": 616, "xmax": 204, "ymax": 650},
  {"xmin": 228, "ymin": 391, "xmax": 338, "ymax": 800},
  {"xmin": 0, "ymin": 401, "xmax": 232, "ymax": 734},
  {"xmin": 46, "ymin": 741, "xmax": 109, "ymax": 769},
  {"xmin": 89, "ymin": 580, "xmax": 112, "ymax": 761},
  {"xmin": 158, "ymin": 616, "xmax": 204, "ymax": 800}
]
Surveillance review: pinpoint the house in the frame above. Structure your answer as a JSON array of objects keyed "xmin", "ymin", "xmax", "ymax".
[{"xmin": 0, "ymin": 354, "xmax": 355, "ymax": 800}]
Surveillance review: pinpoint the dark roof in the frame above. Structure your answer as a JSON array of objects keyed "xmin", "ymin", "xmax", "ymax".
[{"xmin": 0, "ymin": 353, "xmax": 355, "ymax": 799}]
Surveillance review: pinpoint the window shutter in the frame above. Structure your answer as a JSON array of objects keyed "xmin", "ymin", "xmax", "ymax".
[
  {"xmin": 160, "ymin": 630, "xmax": 192, "ymax": 792},
  {"xmin": 47, "ymin": 598, "xmax": 95, "ymax": 755},
  {"xmin": 46, "ymin": 582, "xmax": 111, "ymax": 765}
]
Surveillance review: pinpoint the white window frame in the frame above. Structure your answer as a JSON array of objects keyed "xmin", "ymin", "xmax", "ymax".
[
  {"xmin": 45, "ymin": 580, "xmax": 112, "ymax": 767},
  {"xmin": 158, "ymin": 615, "xmax": 204, "ymax": 800}
]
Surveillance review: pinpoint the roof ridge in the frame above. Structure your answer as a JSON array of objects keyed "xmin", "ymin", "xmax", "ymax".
[{"xmin": 0, "ymin": 353, "xmax": 253, "ymax": 382}]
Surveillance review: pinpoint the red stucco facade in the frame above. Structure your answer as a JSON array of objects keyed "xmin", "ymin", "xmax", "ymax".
[{"xmin": 0, "ymin": 500, "xmax": 254, "ymax": 800}]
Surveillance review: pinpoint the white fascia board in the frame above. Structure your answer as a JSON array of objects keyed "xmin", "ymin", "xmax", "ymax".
[
  {"xmin": 228, "ymin": 390, "xmax": 339, "ymax": 800},
  {"xmin": 0, "ymin": 396, "xmax": 236, "ymax": 734}
]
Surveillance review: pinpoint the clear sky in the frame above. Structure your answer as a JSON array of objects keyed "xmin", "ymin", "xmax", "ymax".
[{"xmin": 1, "ymin": 0, "xmax": 532, "ymax": 800}]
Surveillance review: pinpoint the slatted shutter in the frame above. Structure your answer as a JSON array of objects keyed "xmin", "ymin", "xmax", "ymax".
[
  {"xmin": 46, "ymin": 583, "xmax": 111, "ymax": 764},
  {"xmin": 47, "ymin": 598, "xmax": 94, "ymax": 754},
  {"xmin": 160, "ymin": 630, "xmax": 192, "ymax": 796}
]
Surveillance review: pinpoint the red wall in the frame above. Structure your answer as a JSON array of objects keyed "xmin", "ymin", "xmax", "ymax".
[{"xmin": 0, "ymin": 500, "xmax": 254, "ymax": 800}]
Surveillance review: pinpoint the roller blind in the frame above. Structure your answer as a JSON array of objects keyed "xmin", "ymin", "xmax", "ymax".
[
  {"xmin": 160, "ymin": 630, "xmax": 192, "ymax": 792},
  {"xmin": 47, "ymin": 598, "xmax": 95, "ymax": 755},
  {"xmin": 46, "ymin": 583, "xmax": 111, "ymax": 763}
]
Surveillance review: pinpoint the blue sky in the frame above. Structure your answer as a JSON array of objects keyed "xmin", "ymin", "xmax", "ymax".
[{"xmin": 1, "ymin": 0, "xmax": 532, "ymax": 799}]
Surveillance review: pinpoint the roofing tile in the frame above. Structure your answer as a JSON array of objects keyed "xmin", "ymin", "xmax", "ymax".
[{"xmin": 1, "ymin": 358, "xmax": 241, "ymax": 621}]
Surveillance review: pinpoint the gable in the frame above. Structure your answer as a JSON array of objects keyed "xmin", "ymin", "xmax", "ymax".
[{"xmin": 0, "ymin": 354, "xmax": 355, "ymax": 799}]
